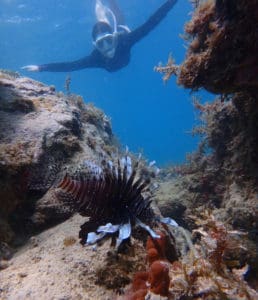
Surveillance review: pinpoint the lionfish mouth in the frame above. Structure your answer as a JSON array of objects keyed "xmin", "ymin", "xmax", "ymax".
[{"xmin": 55, "ymin": 154, "xmax": 178, "ymax": 249}]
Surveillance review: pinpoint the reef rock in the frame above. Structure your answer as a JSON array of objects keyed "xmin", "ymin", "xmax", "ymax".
[
  {"xmin": 156, "ymin": 0, "xmax": 258, "ymax": 94},
  {"xmin": 0, "ymin": 70, "xmax": 116, "ymax": 250},
  {"xmin": 154, "ymin": 0, "xmax": 258, "ymax": 291},
  {"xmin": 178, "ymin": 0, "xmax": 258, "ymax": 94}
]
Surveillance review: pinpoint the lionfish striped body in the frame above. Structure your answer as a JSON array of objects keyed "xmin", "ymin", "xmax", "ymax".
[{"xmin": 55, "ymin": 156, "xmax": 178, "ymax": 248}]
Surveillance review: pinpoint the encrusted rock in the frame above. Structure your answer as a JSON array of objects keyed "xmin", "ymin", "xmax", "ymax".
[{"xmin": 0, "ymin": 71, "xmax": 116, "ymax": 246}]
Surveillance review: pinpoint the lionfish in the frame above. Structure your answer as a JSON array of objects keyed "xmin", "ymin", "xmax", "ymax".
[{"xmin": 55, "ymin": 155, "xmax": 178, "ymax": 248}]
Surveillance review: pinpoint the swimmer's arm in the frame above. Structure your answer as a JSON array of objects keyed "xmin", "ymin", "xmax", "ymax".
[
  {"xmin": 127, "ymin": 0, "xmax": 177, "ymax": 46},
  {"xmin": 21, "ymin": 65, "xmax": 40, "ymax": 72},
  {"xmin": 22, "ymin": 51, "xmax": 102, "ymax": 72}
]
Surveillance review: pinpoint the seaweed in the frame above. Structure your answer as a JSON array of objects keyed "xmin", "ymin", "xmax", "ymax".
[{"xmin": 156, "ymin": 0, "xmax": 258, "ymax": 94}]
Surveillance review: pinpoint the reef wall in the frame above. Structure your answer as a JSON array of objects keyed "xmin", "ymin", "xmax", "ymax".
[
  {"xmin": 156, "ymin": 0, "xmax": 258, "ymax": 290},
  {"xmin": 178, "ymin": 0, "xmax": 258, "ymax": 94},
  {"xmin": 0, "ymin": 70, "xmax": 116, "ymax": 255}
]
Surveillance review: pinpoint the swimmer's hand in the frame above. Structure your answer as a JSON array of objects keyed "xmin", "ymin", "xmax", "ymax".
[{"xmin": 21, "ymin": 65, "xmax": 40, "ymax": 72}]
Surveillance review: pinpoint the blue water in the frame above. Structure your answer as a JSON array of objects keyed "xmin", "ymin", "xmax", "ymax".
[{"xmin": 1, "ymin": 0, "xmax": 206, "ymax": 166}]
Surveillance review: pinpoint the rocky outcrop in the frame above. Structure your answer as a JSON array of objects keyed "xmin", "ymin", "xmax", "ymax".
[
  {"xmin": 0, "ymin": 70, "xmax": 116, "ymax": 250},
  {"xmin": 156, "ymin": 0, "xmax": 258, "ymax": 94},
  {"xmin": 177, "ymin": 0, "xmax": 258, "ymax": 94},
  {"xmin": 154, "ymin": 0, "xmax": 258, "ymax": 290},
  {"xmin": 0, "ymin": 72, "xmax": 163, "ymax": 300}
]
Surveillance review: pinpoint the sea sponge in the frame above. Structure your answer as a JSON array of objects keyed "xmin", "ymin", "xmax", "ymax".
[
  {"xmin": 131, "ymin": 271, "xmax": 148, "ymax": 292},
  {"xmin": 125, "ymin": 232, "xmax": 174, "ymax": 299},
  {"xmin": 125, "ymin": 214, "xmax": 258, "ymax": 300},
  {"xmin": 146, "ymin": 231, "xmax": 177, "ymax": 264},
  {"xmin": 148, "ymin": 260, "xmax": 170, "ymax": 296}
]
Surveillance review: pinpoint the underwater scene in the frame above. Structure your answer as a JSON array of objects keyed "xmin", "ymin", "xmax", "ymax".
[{"xmin": 0, "ymin": 0, "xmax": 258, "ymax": 299}]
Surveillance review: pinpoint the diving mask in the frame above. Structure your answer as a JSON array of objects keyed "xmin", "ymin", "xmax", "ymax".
[
  {"xmin": 94, "ymin": 1, "xmax": 120, "ymax": 58},
  {"xmin": 94, "ymin": 32, "xmax": 118, "ymax": 58}
]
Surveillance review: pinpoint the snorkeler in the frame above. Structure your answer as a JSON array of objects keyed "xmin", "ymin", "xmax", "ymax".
[{"xmin": 22, "ymin": 0, "xmax": 177, "ymax": 73}]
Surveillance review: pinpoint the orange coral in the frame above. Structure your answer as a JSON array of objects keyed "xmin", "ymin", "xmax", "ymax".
[
  {"xmin": 125, "ymin": 232, "xmax": 174, "ymax": 299},
  {"xmin": 146, "ymin": 231, "xmax": 177, "ymax": 265},
  {"xmin": 124, "ymin": 215, "xmax": 258, "ymax": 300},
  {"xmin": 148, "ymin": 260, "xmax": 170, "ymax": 296},
  {"xmin": 129, "ymin": 272, "xmax": 149, "ymax": 300},
  {"xmin": 131, "ymin": 271, "xmax": 148, "ymax": 292}
]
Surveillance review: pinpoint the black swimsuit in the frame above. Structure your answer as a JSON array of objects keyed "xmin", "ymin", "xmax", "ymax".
[{"xmin": 39, "ymin": 0, "xmax": 177, "ymax": 73}]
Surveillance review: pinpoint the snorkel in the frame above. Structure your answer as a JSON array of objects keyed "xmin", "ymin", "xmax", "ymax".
[
  {"xmin": 108, "ymin": 6, "xmax": 118, "ymax": 36},
  {"xmin": 93, "ymin": 1, "xmax": 118, "ymax": 58}
]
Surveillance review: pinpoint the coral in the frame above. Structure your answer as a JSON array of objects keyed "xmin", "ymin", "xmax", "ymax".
[
  {"xmin": 125, "ymin": 215, "xmax": 258, "ymax": 300},
  {"xmin": 185, "ymin": 93, "xmax": 258, "ymax": 202},
  {"xmin": 146, "ymin": 233, "xmax": 174, "ymax": 297},
  {"xmin": 55, "ymin": 155, "xmax": 178, "ymax": 249},
  {"xmin": 154, "ymin": 54, "xmax": 179, "ymax": 83},
  {"xmin": 124, "ymin": 231, "xmax": 176, "ymax": 299},
  {"xmin": 0, "ymin": 69, "xmax": 20, "ymax": 79},
  {"xmin": 81, "ymin": 102, "xmax": 112, "ymax": 135},
  {"xmin": 168, "ymin": 214, "xmax": 258, "ymax": 299},
  {"xmin": 146, "ymin": 231, "xmax": 177, "ymax": 265},
  {"xmin": 192, "ymin": 212, "xmax": 248, "ymax": 270},
  {"xmin": 0, "ymin": 141, "xmax": 36, "ymax": 167},
  {"xmin": 148, "ymin": 261, "xmax": 170, "ymax": 296},
  {"xmin": 131, "ymin": 271, "xmax": 148, "ymax": 295},
  {"xmin": 153, "ymin": 0, "xmax": 258, "ymax": 294}
]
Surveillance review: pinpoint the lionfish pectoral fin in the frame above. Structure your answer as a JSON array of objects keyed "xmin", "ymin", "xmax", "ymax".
[
  {"xmin": 97, "ymin": 222, "xmax": 120, "ymax": 233},
  {"xmin": 116, "ymin": 220, "xmax": 131, "ymax": 248},
  {"xmin": 86, "ymin": 232, "xmax": 107, "ymax": 245},
  {"xmin": 159, "ymin": 217, "xmax": 178, "ymax": 227},
  {"xmin": 135, "ymin": 218, "xmax": 160, "ymax": 239},
  {"xmin": 86, "ymin": 222, "xmax": 122, "ymax": 245}
]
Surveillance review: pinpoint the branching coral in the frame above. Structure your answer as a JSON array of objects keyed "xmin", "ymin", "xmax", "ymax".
[
  {"xmin": 154, "ymin": 54, "xmax": 179, "ymax": 83},
  {"xmin": 55, "ymin": 155, "xmax": 178, "ymax": 249}
]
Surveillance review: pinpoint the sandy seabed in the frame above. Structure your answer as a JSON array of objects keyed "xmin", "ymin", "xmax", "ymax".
[{"xmin": 0, "ymin": 214, "xmax": 116, "ymax": 300}]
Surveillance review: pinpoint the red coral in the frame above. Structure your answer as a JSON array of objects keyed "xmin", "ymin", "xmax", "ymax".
[
  {"xmin": 129, "ymin": 272, "xmax": 149, "ymax": 300},
  {"xmin": 146, "ymin": 231, "xmax": 177, "ymax": 264},
  {"xmin": 126, "ymin": 232, "xmax": 174, "ymax": 299},
  {"xmin": 146, "ymin": 231, "xmax": 167, "ymax": 264},
  {"xmin": 131, "ymin": 272, "xmax": 148, "ymax": 292},
  {"xmin": 148, "ymin": 260, "xmax": 170, "ymax": 296}
]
